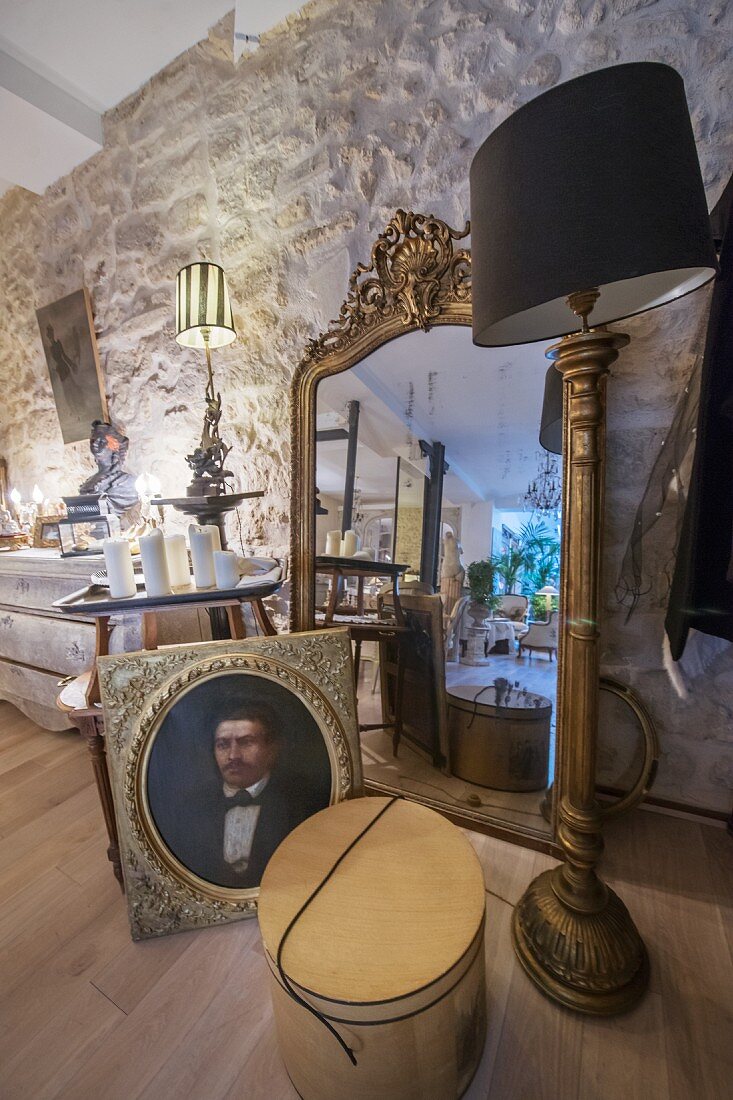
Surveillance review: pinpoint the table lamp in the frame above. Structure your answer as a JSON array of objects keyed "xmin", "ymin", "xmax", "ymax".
[
  {"xmin": 470, "ymin": 61, "xmax": 717, "ymax": 1014},
  {"xmin": 175, "ymin": 261, "xmax": 237, "ymax": 496}
]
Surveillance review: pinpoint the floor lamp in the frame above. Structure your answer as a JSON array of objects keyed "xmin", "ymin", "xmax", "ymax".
[{"xmin": 470, "ymin": 62, "xmax": 717, "ymax": 1014}]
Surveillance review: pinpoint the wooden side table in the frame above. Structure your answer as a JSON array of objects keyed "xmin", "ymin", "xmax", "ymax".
[
  {"xmin": 314, "ymin": 558, "xmax": 410, "ymax": 755},
  {"xmin": 54, "ymin": 578, "xmax": 281, "ymax": 707},
  {"xmin": 315, "ymin": 556, "xmax": 409, "ymax": 626},
  {"xmin": 54, "ymin": 580, "xmax": 281, "ymax": 888},
  {"xmin": 55, "ymin": 695, "xmax": 124, "ymax": 891}
]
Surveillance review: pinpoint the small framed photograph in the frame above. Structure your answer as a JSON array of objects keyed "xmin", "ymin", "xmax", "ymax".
[
  {"xmin": 98, "ymin": 630, "xmax": 361, "ymax": 940},
  {"xmin": 32, "ymin": 517, "xmax": 61, "ymax": 549}
]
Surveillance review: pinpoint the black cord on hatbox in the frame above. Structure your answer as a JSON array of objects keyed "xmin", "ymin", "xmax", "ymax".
[
  {"xmin": 275, "ymin": 796, "xmax": 400, "ymax": 1067},
  {"xmin": 466, "ymin": 684, "xmax": 494, "ymax": 730}
]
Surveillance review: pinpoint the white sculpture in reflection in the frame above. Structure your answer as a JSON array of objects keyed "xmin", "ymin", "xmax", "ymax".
[{"xmin": 440, "ymin": 530, "xmax": 465, "ymax": 615}]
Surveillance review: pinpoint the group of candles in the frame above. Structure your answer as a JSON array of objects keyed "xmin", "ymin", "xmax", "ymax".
[
  {"xmin": 8, "ymin": 485, "xmax": 61, "ymax": 530},
  {"xmin": 324, "ymin": 528, "xmax": 376, "ymax": 561},
  {"xmin": 103, "ymin": 524, "xmax": 241, "ymax": 599},
  {"xmin": 325, "ymin": 529, "xmax": 360, "ymax": 557}
]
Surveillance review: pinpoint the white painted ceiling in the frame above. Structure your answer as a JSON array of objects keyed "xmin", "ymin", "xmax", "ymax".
[
  {"xmin": 317, "ymin": 325, "xmax": 556, "ymax": 508},
  {"xmin": 0, "ymin": 1, "xmax": 302, "ymax": 193}
]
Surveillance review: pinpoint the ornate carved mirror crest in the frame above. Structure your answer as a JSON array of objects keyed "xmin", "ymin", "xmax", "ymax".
[{"xmin": 291, "ymin": 210, "xmax": 473, "ymax": 630}]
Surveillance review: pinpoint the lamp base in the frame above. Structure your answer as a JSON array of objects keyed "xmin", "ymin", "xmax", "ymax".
[{"xmin": 511, "ymin": 866, "xmax": 649, "ymax": 1015}]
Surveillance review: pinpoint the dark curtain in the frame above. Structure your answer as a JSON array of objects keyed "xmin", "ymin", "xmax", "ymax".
[{"xmin": 665, "ymin": 174, "xmax": 733, "ymax": 658}]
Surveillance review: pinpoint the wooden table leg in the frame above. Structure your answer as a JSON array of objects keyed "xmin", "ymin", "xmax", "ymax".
[
  {"xmin": 142, "ymin": 611, "xmax": 158, "ymax": 650},
  {"xmin": 353, "ymin": 638, "xmax": 362, "ymax": 687},
  {"xmin": 251, "ymin": 599, "xmax": 277, "ymax": 636},
  {"xmin": 208, "ymin": 607, "xmax": 232, "ymax": 640},
  {"xmin": 75, "ymin": 711, "xmax": 124, "ymax": 892},
  {"xmin": 85, "ymin": 615, "xmax": 110, "ymax": 707},
  {"xmin": 324, "ymin": 568, "xmax": 342, "ymax": 625},
  {"xmin": 392, "ymin": 576, "xmax": 406, "ymax": 627},
  {"xmin": 226, "ymin": 603, "xmax": 247, "ymax": 639},
  {"xmin": 393, "ymin": 639, "xmax": 406, "ymax": 758}
]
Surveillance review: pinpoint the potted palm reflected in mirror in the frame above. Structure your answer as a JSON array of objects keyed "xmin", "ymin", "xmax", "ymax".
[
  {"xmin": 490, "ymin": 548, "xmax": 525, "ymax": 595},
  {"xmin": 466, "ymin": 559, "xmax": 501, "ymax": 627}
]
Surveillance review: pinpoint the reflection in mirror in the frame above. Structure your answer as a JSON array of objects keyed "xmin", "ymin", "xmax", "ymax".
[
  {"xmin": 315, "ymin": 325, "xmax": 562, "ymax": 840},
  {"xmin": 393, "ymin": 457, "xmax": 426, "ymax": 576}
]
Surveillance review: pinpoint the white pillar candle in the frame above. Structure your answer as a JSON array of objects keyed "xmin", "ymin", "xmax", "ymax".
[
  {"xmin": 342, "ymin": 529, "xmax": 358, "ymax": 557},
  {"xmin": 103, "ymin": 538, "xmax": 137, "ymax": 599},
  {"xmin": 164, "ymin": 534, "xmax": 190, "ymax": 588},
  {"xmin": 204, "ymin": 524, "xmax": 222, "ymax": 551},
  {"xmin": 188, "ymin": 524, "xmax": 216, "ymax": 588},
  {"xmin": 139, "ymin": 528, "xmax": 172, "ymax": 598},
  {"xmin": 325, "ymin": 530, "xmax": 341, "ymax": 556},
  {"xmin": 213, "ymin": 550, "xmax": 240, "ymax": 590}
]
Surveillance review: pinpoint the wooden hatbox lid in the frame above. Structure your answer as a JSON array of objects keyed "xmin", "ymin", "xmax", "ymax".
[{"xmin": 258, "ymin": 796, "xmax": 485, "ymax": 1006}]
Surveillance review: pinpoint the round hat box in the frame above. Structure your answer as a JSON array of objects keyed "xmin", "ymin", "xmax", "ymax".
[
  {"xmin": 447, "ymin": 683, "xmax": 552, "ymax": 792},
  {"xmin": 258, "ymin": 796, "xmax": 487, "ymax": 1100}
]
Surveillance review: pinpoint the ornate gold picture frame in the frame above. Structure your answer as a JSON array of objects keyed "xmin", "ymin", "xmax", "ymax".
[
  {"xmin": 32, "ymin": 516, "xmax": 61, "ymax": 548},
  {"xmin": 98, "ymin": 630, "xmax": 361, "ymax": 940}
]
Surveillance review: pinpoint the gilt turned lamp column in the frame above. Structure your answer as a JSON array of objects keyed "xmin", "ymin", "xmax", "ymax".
[{"xmin": 470, "ymin": 62, "xmax": 717, "ymax": 1014}]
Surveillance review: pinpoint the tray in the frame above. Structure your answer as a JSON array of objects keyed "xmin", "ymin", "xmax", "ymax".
[
  {"xmin": 52, "ymin": 575, "xmax": 283, "ymax": 615},
  {"xmin": 315, "ymin": 556, "xmax": 409, "ymax": 575}
]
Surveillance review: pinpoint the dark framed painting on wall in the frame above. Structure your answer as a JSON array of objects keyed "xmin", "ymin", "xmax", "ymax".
[
  {"xmin": 35, "ymin": 288, "xmax": 108, "ymax": 444},
  {"xmin": 98, "ymin": 631, "xmax": 362, "ymax": 940}
]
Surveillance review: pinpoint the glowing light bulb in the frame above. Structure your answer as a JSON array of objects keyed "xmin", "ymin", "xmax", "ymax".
[
  {"xmin": 32, "ymin": 484, "xmax": 43, "ymax": 505},
  {"xmin": 10, "ymin": 488, "xmax": 21, "ymax": 506},
  {"xmin": 148, "ymin": 474, "xmax": 162, "ymax": 496},
  {"xmin": 135, "ymin": 474, "xmax": 149, "ymax": 498}
]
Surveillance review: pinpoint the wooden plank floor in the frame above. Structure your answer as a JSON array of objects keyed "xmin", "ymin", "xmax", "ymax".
[{"xmin": 0, "ymin": 700, "xmax": 730, "ymax": 1100}]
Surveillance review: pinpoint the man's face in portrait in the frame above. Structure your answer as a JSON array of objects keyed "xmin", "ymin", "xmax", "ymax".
[{"xmin": 214, "ymin": 719, "xmax": 279, "ymax": 790}]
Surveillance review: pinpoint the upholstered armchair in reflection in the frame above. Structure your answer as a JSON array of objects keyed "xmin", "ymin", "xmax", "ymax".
[
  {"xmin": 497, "ymin": 594, "xmax": 530, "ymax": 641},
  {"xmin": 518, "ymin": 609, "xmax": 559, "ymax": 661}
]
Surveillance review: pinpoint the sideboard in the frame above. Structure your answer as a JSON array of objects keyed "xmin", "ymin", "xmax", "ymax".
[{"xmin": 0, "ymin": 549, "xmax": 208, "ymax": 731}]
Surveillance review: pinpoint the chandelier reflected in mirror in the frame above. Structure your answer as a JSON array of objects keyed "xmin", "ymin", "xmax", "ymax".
[
  {"xmin": 351, "ymin": 477, "xmax": 366, "ymax": 533},
  {"xmin": 523, "ymin": 449, "xmax": 561, "ymax": 515}
]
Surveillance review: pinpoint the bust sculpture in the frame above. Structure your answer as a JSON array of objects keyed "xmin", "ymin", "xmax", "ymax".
[
  {"xmin": 440, "ymin": 530, "xmax": 466, "ymax": 615},
  {"xmin": 78, "ymin": 420, "xmax": 140, "ymax": 518},
  {"xmin": 0, "ymin": 507, "xmax": 20, "ymax": 537}
]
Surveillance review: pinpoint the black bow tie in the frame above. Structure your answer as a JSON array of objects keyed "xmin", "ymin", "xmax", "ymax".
[{"xmin": 224, "ymin": 789, "xmax": 257, "ymax": 809}]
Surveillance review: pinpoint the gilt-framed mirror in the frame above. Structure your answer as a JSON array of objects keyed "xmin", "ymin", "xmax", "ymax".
[{"xmin": 290, "ymin": 210, "xmax": 566, "ymax": 854}]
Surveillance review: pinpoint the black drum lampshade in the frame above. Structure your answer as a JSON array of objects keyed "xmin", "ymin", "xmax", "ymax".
[
  {"xmin": 539, "ymin": 364, "xmax": 563, "ymax": 455},
  {"xmin": 470, "ymin": 63, "xmax": 718, "ymax": 347}
]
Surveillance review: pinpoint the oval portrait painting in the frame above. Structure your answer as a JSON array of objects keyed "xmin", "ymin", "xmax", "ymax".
[{"xmin": 145, "ymin": 672, "xmax": 333, "ymax": 892}]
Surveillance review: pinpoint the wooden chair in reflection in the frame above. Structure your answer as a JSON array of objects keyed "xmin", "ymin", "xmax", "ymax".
[
  {"xmin": 314, "ymin": 560, "xmax": 414, "ymax": 755},
  {"xmin": 355, "ymin": 581, "xmax": 437, "ymax": 699},
  {"xmin": 377, "ymin": 590, "xmax": 450, "ymax": 769}
]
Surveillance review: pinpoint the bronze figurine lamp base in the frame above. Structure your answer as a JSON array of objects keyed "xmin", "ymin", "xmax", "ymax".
[{"xmin": 470, "ymin": 63, "xmax": 717, "ymax": 1014}]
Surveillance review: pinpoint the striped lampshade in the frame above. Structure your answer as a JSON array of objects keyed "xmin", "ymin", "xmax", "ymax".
[{"xmin": 175, "ymin": 262, "xmax": 236, "ymax": 349}]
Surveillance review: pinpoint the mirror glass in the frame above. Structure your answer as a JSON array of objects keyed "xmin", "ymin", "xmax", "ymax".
[{"xmin": 314, "ymin": 325, "xmax": 562, "ymax": 840}]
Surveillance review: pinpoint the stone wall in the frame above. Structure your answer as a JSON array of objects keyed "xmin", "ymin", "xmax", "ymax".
[{"xmin": 0, "ymin": 0, "xmax": 731, "ymax": 810}]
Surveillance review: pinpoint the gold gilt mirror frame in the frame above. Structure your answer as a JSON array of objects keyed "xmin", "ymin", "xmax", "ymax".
[{"xmin": 289, "ymin": 209, "xmax": 566, "ymax": 853}]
